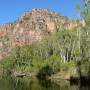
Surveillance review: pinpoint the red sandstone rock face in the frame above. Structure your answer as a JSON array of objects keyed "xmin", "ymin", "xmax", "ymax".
[
  {"xmin": 0, "ymin": 9, "xmax": 85, "ymax": 59},
  {"xmin": 0, "ymin": 23, "xmax": 11, "ymax": 37},
  {"xmin": 11, "ymin": 9, "xmax": 57, "ymax": 46}
]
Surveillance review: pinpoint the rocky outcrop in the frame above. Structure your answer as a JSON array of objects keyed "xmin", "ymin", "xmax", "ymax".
[
  {"xmin": 0, "ymin": 23, "xmax": 11, "ymax": 37},
  {"xmin": 0, "ymin": 9, "xmax": 85, "ymax": 60}
]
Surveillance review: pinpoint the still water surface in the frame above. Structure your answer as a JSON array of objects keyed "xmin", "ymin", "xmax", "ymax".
[{"xmin": 0, "ymin": 77, "xmax": 90, "ymax": 90}]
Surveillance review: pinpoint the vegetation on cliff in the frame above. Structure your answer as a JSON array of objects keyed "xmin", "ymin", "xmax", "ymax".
[{"xmin": 0, "ymin": 25, "xmax": 90, "ymax": 80}]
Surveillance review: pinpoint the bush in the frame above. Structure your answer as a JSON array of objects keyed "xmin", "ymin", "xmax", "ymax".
[
  {"xmin": 37, "ymin": 65, "xmax": 53, "ymax": 79},
  {"xmin": 45, "ymin": 55, "xmax": 61, "ymax": 73}
]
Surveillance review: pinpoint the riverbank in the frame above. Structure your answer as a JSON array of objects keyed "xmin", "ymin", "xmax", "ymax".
[
  {"xmin": 1, "ymin": 76, "xmax": 90, "ymax": 90},
  {"xmin": 0, "ymin": 54, "xmax": 90, "ymax": 82}
]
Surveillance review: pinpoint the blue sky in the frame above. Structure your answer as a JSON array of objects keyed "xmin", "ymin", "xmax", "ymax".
[{"xmin": 0, "ymin": 0, "xmax": 82, "ymax": 25}]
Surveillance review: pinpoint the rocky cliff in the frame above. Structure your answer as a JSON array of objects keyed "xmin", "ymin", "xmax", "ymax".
[{"xmin": 0, "ymin": 9, "xmax": 85, "ymax": 59}]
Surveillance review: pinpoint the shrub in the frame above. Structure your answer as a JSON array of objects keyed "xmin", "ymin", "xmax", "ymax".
[{"xmin": 37, "ymin": 65, "xmax": 53, "ymax": 79}]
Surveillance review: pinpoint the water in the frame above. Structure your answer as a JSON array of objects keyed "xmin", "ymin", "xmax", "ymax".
[{"xmin": 0, "ymin": 77, "xmax": 90, "ymax": 90}]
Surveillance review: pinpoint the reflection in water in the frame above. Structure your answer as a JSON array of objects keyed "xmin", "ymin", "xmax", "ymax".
[{"xmin": 0, "ymin": 77, "xmax": 90, "ymax": 90}]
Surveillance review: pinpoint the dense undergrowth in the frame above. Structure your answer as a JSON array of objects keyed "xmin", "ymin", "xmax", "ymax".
[{"xmin": 0, "ymin": 28, "xmax": 90, "ymax": 79}]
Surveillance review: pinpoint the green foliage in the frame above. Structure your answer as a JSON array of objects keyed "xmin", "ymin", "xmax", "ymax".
[
  {"xmin": 1, "ymin": 26, "xmax": 90, "ymax": 78},
  {"xmin": 37, "ymin": 65, "xmax": 53, "ymax": 79},
  {"xmin": 76, "ymin": 3, "xmax": 81, "ymax": 10},
  {"xmin": 0, "ymin": 55, "xmax": 14, "ymax": 75},
  {"xmin": 45, "ymin": 55, "xmax": 61, "ymax": 73}
]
